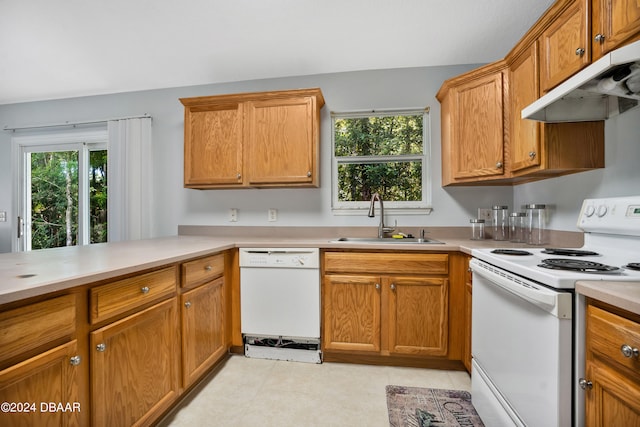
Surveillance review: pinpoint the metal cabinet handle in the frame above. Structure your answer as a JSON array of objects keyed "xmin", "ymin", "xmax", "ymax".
[
  {"xmin": 69, "ymin": 356, "xmax": 81, "ymax": 366},
  {"xmin": 594, "ymin": 34, "xmax": 605, "ymax": 43},
  {"xmin": 307, "ymin": 171, "xmax": 312, "ymax": 177},
  {"xmin": 204, "ymin": 265, "xmax": 212, "ymax": 271},
  {"xmin": 237, "ymin": 173, "xmax": 241, "ymax": 179},
  {"xmin": 390, "ymin": 283, "xmax": 396, "ymax": 291},
  {"xmin": 96, "ymin": 343, "xmax": 106, "ymax": 352},
  {"xmin": 575, "ymin": 48, "xmax": 585, "ymax": 56},
  {"xmin": 529, "ymin": 151, "xmax": 536, "ymax": 159},
  {"xmin": 495, "ymin": 161, "xmax": 503, "ymax": 169},
  {"xmin": 184, "ymin": 301, "xmax": 192, "ymax": 308},
  {"xmin": 579, "ymin": 378, "xmax": 593, "ymax": 390},
  {"xmin": 621, "ymin": 344, "xmax": 640, "ymax": 358},
  {"xmin": 140, "ymin": 286, "xmax": 150, "ymax": 294},
  {"xmin": 375, "ymin": 283, "xmax": 380, "ymax": 290}
]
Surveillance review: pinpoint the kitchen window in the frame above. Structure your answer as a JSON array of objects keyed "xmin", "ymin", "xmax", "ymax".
[{"xmin": 331, "ymin": 109, "xmax": 431, "ymax": 213}]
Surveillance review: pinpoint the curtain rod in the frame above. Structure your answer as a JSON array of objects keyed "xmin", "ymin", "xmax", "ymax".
[{"xmin": 3, "ymin": 113, "xmax": 152, "ymax": 132}]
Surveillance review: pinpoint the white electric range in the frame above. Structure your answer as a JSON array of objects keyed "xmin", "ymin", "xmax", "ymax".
[{"xmin": 470, "ymin": 195, "xmax": 640, "ymax": 427}]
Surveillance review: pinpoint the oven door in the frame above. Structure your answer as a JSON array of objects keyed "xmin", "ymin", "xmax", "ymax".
[{"xmin": 470, "ymin": 259, "xmax": 573, "ymax": 427}]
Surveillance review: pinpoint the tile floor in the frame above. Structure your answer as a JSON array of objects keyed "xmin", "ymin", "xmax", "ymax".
[{"xmin": 160, "ymin": 355, "xmax": 471, "ymax": 427}]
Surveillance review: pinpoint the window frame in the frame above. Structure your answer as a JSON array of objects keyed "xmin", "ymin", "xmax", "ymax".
[{"xmin": 330, "ymin": 108, "xmax": 432, "ymax": 215}]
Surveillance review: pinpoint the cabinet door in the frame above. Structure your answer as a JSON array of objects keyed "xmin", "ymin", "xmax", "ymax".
[
  {"xmin": 245, "ymin": 96, "xmax": 317, "ymax": 186},
  {"xmin": 592, "ymin": 0, "xmax": 640, "ymax": 60},
  {"xmin": 452, "ymin": 71, "xmax": 505, "ymax": 180},
  {"xmin": 585, "ymin": 362, "xmax": 640, "ymax": 426},
  {"xmin": 90, "ymin": 298, "xmax": 179, "ymax": 427},
  {"xmin": 0, "ymin": 340, "xmax": 81, "ymax": 427},
  {"xmin": 387, "ymin": 276, "xmax": 448, "ymax": 356},
  {"xmin": 322, "ymin": 275, "xmax": 381, "ymax": 353},
  {"xmin": 509, "ymin": 42, "xmax": 542, "ymax": 173},
  {"xmin": 540, "ymin": 0, "xmax": 590, "ymax": 92},
  {"xmin": 181, "ymin": 277, "xmax": 226, "ymax": 388},
  {"xmin": 463, "ymin": 256, "xmax": 472, "ymax": 372},
  {"xmin": 184, "ymin": 103, "xmax": 244, "ymax": 187}
]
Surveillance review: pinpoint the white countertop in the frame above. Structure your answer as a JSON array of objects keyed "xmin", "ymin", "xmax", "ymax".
[
  {"xmin": 0, "ymin": 228, "xmax": 585, "ymax": 306},
  {"xmin": 576, "ymin": 280, "xmax": 640, "ymax": 316}
]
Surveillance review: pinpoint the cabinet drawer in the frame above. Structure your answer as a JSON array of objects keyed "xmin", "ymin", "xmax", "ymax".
[
  {"xmin": 181, "ymin": 253, "xmax": 224, "ymax": 289},
  {"xmin": 0, "ymin": 294, "xmax": 76, "ymax": 365},
  {"xmin": 324, "ymin": 252, "xmax": 448, "ymax": 275},
  {"xmin": 90, "ymin": 267, "xmax": 177, "ymax": 324},
  {"xmin": 587, "ymin": 304, "xmax": 640, "ymax": 372}
]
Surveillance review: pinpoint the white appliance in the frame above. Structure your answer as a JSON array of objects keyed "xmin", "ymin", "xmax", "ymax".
[
  {"xmin": 523, "ymin": 39, "xmax": 640, "ymax": 122},
  {"xmin": 471, "ymin": 196, "xmax": 640, "ymax": 426},
  {"xmin": 239, "ymin": 248, "xmax": 321, "ymax": 363}
]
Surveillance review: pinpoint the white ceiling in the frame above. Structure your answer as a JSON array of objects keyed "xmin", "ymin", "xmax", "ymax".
[{"xmin": 0, "ymin": 0, "xmax": 555, "ymax": 105}]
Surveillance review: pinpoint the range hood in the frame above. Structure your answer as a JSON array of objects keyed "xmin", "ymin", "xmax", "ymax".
[{"xmin": 523, "ymin": 40, "xmax": 640, "ymax": 122}]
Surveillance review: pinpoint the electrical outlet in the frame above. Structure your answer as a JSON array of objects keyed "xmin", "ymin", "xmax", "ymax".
[
  {"xmin": 478, "ymin": 208, "xmax": 493, "ymax": 222},
  {"xmin": 229, "ymin": 208, "xmax": 238, "ymax": 222},
  {"xmin": 0, "ymin": 211, "xmax": 5, "ymax": 222},
  {"xmin": 268, "ymin": 208, "xmax": 278, "ymax": 222}
]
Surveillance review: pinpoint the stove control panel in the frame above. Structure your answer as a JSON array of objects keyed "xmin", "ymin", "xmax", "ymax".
[{"xmin": 578, "ymin": 196, "xmax": 640, "ymax": 236}]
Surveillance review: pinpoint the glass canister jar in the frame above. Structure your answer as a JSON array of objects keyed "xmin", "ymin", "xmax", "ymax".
[
  {"xmin": 492, "ymin": 205, "xmax": 509, "ymax": 241},
  {"xmin": 509, "ymin": 212, "xmax": 526, "ymax": 243},
  {"xmin": 470, "ymin": 219, "xmax": 485, "ymax": 240},
  {"xmin": 526, "ymin": 204, "xmax": 547, "ymax": 245}
]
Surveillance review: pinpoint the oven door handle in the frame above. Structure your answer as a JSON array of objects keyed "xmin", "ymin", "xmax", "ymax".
[{"xmin": 471, "ymin": 259, "xmax": 572, "ymax": 318}]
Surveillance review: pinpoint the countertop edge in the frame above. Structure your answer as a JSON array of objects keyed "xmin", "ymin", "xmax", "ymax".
[{"xmin": 576, "ymin": 280, "xmax": 640, "ymax": 316}]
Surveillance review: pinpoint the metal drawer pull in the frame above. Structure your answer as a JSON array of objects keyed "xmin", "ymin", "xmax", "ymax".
[
  {"xmin": 141, "ymin": 286, "xmax": 150, "ymax": 294},
  {"xmin": 96, "ymin": 343, "xmax": 106, "ymax": 352},
  {"xmin": 204, "ymin": 265, "xmax": 212, "ymax": 271},
  {"xmin": 575, "ymin": 48, "xmax": 585, "ymax": 56},
  {"xmin": 579, "ymin": 378, "xmax": 593, "ymax": 390},
  {"xmin": 69, "ymin": 356, "xmax": 81, "ymax": 366},
  {"xmin": 184, "ymin": 301, "xmax": 192, "ymax": 308},
  {"xmin": 621, "ymin": 344, "xmax": 639, "ymax": 358}
]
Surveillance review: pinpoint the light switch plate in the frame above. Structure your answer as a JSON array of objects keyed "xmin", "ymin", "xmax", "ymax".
[
  {"xmin": 229, "ymin": 208, "xmax": 238, "ymax": 222},
  {"xmin": 268, "ymin": 209, "xmax": 277, "ymax": 222},
  {"xmin": 0, "ymin": 211, "xmax": 6, "ymax": 222},
  {"xmin": 478, "ymin": 208, "xmax": 493, "ymax": 222}
]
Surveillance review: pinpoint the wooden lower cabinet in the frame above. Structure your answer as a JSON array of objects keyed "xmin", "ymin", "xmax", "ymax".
[
  {"xmin": 90, "ymin": 298, "xmax": 180, "ymax": 427},
  {"xmin": 0, "ymin": 340, "xmax": 81, "ymax": 427},
  {"xmin": 463, "ymin": 256, "xmax": 472, "ymax": 372},
  {"xmin": 584, "ymin": 302, "xmax": 640, "ymax": 426},
  {"xmin": 181, "ymin": 276, "xmax": 226, "ymax": 388},
  {"xmin": 322, "ymin": 251, "xmax": 451, "ymax": 363},
  {"xmin": 388, "ymin": 276, "xmax": 448, "ymax": 356}
]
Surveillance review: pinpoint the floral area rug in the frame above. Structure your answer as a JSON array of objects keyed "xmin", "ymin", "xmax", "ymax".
[{"xmin": 386, "ymin": 385, "xmax": 485, "ymax": 427}]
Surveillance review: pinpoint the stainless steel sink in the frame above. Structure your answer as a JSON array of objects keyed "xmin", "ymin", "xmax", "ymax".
[{"xmin": 330, "ymin": 237, "xmax": 444, "ymax": 244}]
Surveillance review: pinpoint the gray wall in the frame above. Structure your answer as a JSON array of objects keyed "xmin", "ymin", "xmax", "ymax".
[{"xmin": 1, "ymin": 65, "xmax": 638, "ymax": 252}]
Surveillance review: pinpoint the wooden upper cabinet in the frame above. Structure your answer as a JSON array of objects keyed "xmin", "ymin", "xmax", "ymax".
[
  {"xmin": 437, "ymin": 62, "xmax": 507, "ymax": 186},
  {"xmin": 540, "ymin": 0, "xmax": 590, "ymax": 92},
  {"xmin": 184, "ymin": 103, "xmax": 244, "ymax": 187},
  {"xmin": 508, "ymin": 40, "xmax": 605, "ymax": 177},
  {"xmin": 592, "ymin": 0, "xmax": 640, "ymax": 60},
  {"xmin": 245, "ymin": 96, "xmax": 317, "ymax": 185},
  {"xmin": 509, "ymin": 42, "xmax": 542, "ymax": 173},
  {"xmin": 181, "ymin": 88, "xmax": 324, "ymax": 189}
]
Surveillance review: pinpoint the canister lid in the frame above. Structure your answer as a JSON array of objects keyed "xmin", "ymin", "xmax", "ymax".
[
  {"xmin": 492, "ymin": 205, "xmax": 508, "ymax": 210},
  {"xmin": 510, "ymin": 212, "xmax": 526, "ymax": 217},
  {"xmin": 469, "ymin": 219, "xmax": 485, "ymax": 223},
  {"xmin": 525, "ymin": 204, "xmax": 546, "ymax": 209}
]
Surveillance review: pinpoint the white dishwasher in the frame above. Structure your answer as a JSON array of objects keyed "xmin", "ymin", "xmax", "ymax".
[{"xmin": 239, "ymin": 248, "xmax": 321, "ymax": 363}]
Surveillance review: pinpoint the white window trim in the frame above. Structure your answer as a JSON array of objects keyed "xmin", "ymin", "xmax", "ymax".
[
  {"xmin": 12, "ymin": 128, "xmax": 108, "ymax": 251},
  {"xmin": 331, "ymin": 108, "xmax": 432, "ymax": 215}
]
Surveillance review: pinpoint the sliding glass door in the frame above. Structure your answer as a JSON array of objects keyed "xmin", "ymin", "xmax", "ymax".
[{"xmin": 15, "ymin": 131, "xmax": 108, "ymax": 251}]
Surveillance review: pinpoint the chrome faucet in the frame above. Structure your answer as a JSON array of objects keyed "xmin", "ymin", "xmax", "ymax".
[{"xmin": 368, "ymin": 193, "xmax": 395, "ymax": 238}]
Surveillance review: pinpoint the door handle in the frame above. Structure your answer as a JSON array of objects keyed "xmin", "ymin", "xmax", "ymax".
[{"xmin": 17, "ymin": 216, "xmax": 24, "ymax": 238}]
